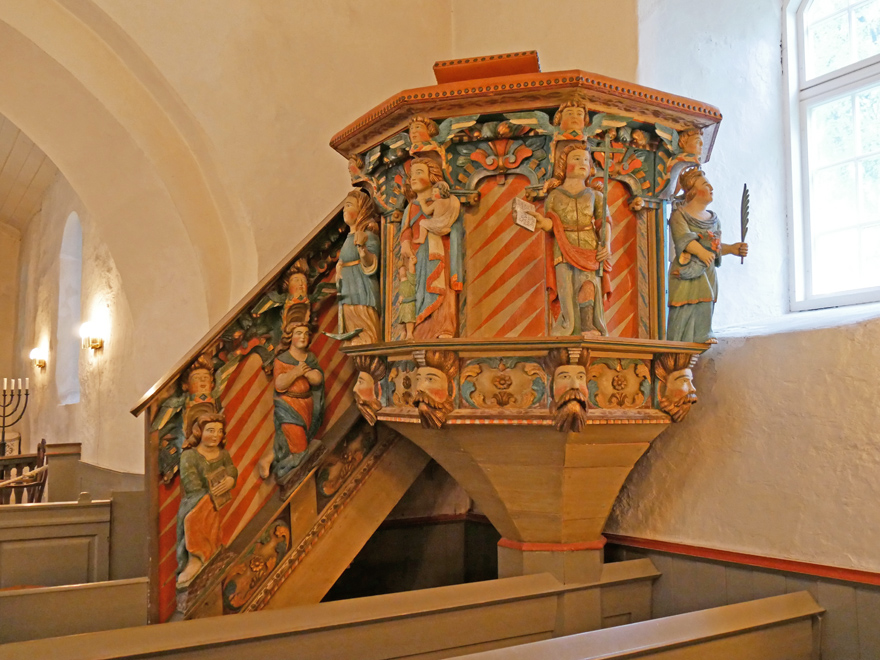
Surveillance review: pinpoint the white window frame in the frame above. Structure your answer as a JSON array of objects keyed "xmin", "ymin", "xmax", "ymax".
[{"xmin": 785, "ymin": 0, "xmax": 880, "ymax": 311}]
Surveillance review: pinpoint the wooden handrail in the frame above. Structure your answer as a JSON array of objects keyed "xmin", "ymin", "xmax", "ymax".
[
  {"xmin": 130, "ymin": 199, "xmax": 344, "ymax": 417},
  {"xmin": 0, "ymin": 465, "xmax": 48, "ymax": 488}
]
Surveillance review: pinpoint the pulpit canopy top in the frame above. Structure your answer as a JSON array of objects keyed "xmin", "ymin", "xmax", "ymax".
[{"xmin": 330, "ymin": 50, "xmax": 722, "ymax": 159}]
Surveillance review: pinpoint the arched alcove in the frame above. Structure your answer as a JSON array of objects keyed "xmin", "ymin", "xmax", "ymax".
[
  {"xmin": 55, "ymin": 212, "xmax": 82, "ymax": 405},
  {"xmin": 0, "ymin": 1, "xmax": 259, "ymax": 388}
]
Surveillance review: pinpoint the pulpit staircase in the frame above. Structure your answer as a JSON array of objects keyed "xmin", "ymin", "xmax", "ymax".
[{"xmin": 133, "ymin": 204, "xmax": 437, "ymax": 622}]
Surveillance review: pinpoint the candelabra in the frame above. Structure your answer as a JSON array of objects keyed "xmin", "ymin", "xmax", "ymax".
[{"xmin": 1, "ymin": 378, "xmax": 29, "ymax": 456}]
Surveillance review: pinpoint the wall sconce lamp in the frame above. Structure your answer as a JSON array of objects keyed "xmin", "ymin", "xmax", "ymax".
[
  {"xmin": 29, "ymin": 347, "xmax": 47, "ymax": 370},
  {"xmin": 80, "ymin": 322, "xmax": 104, "ymax": 350}
]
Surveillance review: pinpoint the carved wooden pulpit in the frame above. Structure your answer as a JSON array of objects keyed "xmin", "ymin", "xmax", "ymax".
[
  {"xmin": 331, "ymin": 51, "xmax": 715, "ymax": 582},
  {"xmin": 134, "ymin": 51, "xmax": 720, "ymax": 624}
]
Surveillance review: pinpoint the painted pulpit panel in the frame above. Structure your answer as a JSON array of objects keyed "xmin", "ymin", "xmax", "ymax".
[
  {"xmin": 147, "ymin": 222, "xmax": 362, "ymax": 622},
  {"xmin": 356, "ymin": 105, "xmax": 667, "ymax": 343},
  {"xmin": 464, "ymin": 174, "xmax": 547, "ymax": 338}
]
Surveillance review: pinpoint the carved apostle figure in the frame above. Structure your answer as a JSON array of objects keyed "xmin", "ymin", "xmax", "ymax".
[
  {"xmin": 260, "ymin": 308, "xmax": 324, "ymax": 481},
  {"xmin": 528, "ymin": 143, "xmax": 612, "ymax": 336},
  {"xmin": 399, "ymin": 158, "xmax": 464, "ymax": 339},
  {"xmin": 336, "ymin": 189, "xmax": 381, "ymax": 344},
  {"xmin": 655, "ymin": 354, "xmax": 698, "ymax": 422},
  {"xmin": 155, "ymin": 353, "xmax": 220, "ymax": 484},
  {"xmin": 177, "ymin": 413, "xmax": 237, "ymax": 587},
  {"xmin": 412, "ymin": 350, "xmax": 457, "ymax": 429},
  {"xmin": 546, "ymin": 349, "xmax": 590, "ymax": 432},
  {"xmin": 667, "ymin": 167, "xmax": 748, "ymax": 344}
]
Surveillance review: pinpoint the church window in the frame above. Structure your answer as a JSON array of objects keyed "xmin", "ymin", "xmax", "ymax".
[
  {"xmin": 56, "ymin": 212, "xmax": 82, "ymax": 405},
  {"xmin": 791, "ymin": 0, "xmax": 880, "ymax": 309}
]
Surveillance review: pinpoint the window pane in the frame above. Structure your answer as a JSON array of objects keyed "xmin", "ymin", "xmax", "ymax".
[
  {"xmin": 810, "ymin": 95, "xmax": 854, "ymax": 165},
  {"xmin": 854, "ymin": 0, "xmax": 880, "ymax": 61},
  {"xmin": 860, "ymin": 224, "xmax": 880, "ymax": 288},
  {"xmin": 860, "ymin": 156, "xmax": 880, "ymax": 222},
  {"xmin": 805, "ymin": 0, "xmax": 850, "ymax": 21},
  {"xmin": 812, "ymin": 162, "xmax": 858, "ymax": 232},
  {"xmin": 812, "ymin": 227, "xmax": 859, "ymax": 294},
  {"xmin": 812, "ymin": 228, "xmax": 860, "ymax": 293},
  {"xmin": 806, "ymin": 11, "xmax": 852, "ymax": 78},
  {"xmin": 857, "ymin": 83, "xmax": 880, "ymax": 153}
]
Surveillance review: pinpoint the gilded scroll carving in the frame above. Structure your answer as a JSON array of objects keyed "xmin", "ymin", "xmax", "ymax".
[
  {"xmin": 461, "ymin": 358, "xmax": 546, "ymax": 409},
  {"xmin": 389, "ymin": 360, "xmax": 418, "ymax": 408},
  {"xmin": 586, "ymin": 358, "xmax": 652, "ymax": 409}
]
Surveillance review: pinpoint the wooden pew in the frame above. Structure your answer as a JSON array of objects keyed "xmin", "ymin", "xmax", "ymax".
[{"xmin": 458, "ymin": 591, "xmax": 823, "ymax": 660}]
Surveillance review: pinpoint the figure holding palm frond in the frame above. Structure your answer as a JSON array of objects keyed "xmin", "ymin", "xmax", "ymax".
[{"xmin": 667, "ymin": 167, "xmax": 748, "ymax": 344}]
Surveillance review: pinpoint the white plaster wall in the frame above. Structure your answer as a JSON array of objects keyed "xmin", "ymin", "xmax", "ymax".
[
  {"xmin": 635, "ymin": 0, "xmax": 788, "ymax": 328},
  {"xmin": 93, "ymin": 0, "xmax": 455, "ymax": 276},
  {"xmin": 608, "ymin": 0, "xmax": 880, "ymax": 572},
  {"xmin": 16, "ymin": 174, "xmax": 142, "ymax": 472},
  {"xmin": 450, "ymin": 0, "xmax": 638, "ymax": 82},
  {"xmin": 608, "ymin": 319, "xmax": 880, "ymax": 571},
  {"xmin": 0, "ymin": 222, "xmax": 20, "ymax": 379}
]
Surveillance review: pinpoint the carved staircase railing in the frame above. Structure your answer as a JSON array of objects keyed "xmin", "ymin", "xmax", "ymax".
[{"xmin": 134, "ymin": 200, "xmax": 414, "ymax": 622}]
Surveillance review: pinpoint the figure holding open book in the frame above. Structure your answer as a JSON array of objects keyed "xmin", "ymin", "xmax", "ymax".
[
  {"xmin": 526, "ymin": 142, "xmax": 612, "ymax": 336},
  {"xmin": 176, "ymin": 413, "xmax": 238, "ymax": 588}
]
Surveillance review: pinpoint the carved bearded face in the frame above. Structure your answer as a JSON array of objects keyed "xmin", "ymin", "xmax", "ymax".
[
  {"xmin": 415, "ymin": 367, "xmax": 448, "ymax": 402},
  {"xmin": 565, "ymin": 149, "xmax": 591, "ymax": 182},
  {"xmin": 551, "ymin": 365, "xmax": 589, "ymax": 433},
  {"xmin": 409, "ymin": 162, "xmax": 432, "ymax": 195},
  {"xmin": 553, "ymin": 365, "xmax": 588, "ymax": 401},
  {"xmin": 409, "ymin": 121, "xmax": 432, "ymax": 144},
  {"xmin": 187, "ymin": 368, "xmax": 213, "ymax": 396},
  {"xmin": 353, "ymin": 371, "xmax": 381, "ymax": 426},
  {"xmin": 660, "ymin": 368, "xmax": 698, "ymax": 422},
  {"xmin": 559, "ymin": 106, "xmax": 586, "ymax": 133},
  {"xmin": 412, "ymin": 366, "xmax": 453, "ymax": 429}
]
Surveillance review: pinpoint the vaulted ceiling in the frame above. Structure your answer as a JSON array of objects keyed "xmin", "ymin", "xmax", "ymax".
[{"xmin": 0, "ymin": 113, "xmax": 58, "ymax": 232}]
